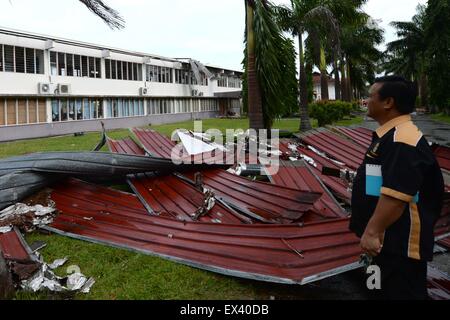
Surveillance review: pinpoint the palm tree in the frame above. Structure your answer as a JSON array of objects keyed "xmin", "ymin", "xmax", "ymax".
[
  {"xmin": 244, "ymin": 0, "xmax": 298, "ymax": 130},
  {"xmin": 79, "ymin": 0, "xmax": 125, "ymax": 29},
  {"xmin": 384, "ymin": 5, "xmax": 427, "ymax": 108},
  {"xmin": 340, "ymin": 13, "xmax": 383, "ymax": 101},
  {"xmin": 276, "ymin": 0, "xmax": 341, "ymax": 131}
]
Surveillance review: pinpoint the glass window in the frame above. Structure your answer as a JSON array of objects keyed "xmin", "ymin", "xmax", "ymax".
[
  {"xmin": 122, "ymin": 62, "xmax": 128, "ymax": 80},
  {"xmin": 83, "ymin": 99, "xmax": 90, "ymax": 119},
  {"xmin": 35, "ymin": 50, "xmax": 44, "ymax": 74},
  {"xmin": 50, "ymin": 52, "xmax": 57, "ymax": 75},
  {"xmin": 58, "ymin": 52, "xmax": 66, "ymax": 76},
  {"xmin": 117, "ymin": 61, "xmax": 122, "ymax": 80},
  {"xmin": 95, "ymin": 58, "xmax": 101, "ymax": 78},
  {"xmin": 66, "ymin": 54, "xmax": 73, "ymax": 76},
  {"xmin": 68, "ymin": 99, "xmax": 75, "ymax": 120},
  {"xmin": 128, "ymin": 62, "xmax": 133, "ymax": 80},
  {"xmin": 88, "ymin": 57, "xmax": 95, "ymax": 78},
  {"xmin": 81, "ymin": 56, "xmax": 88, "ymax": 77},
  {"xmin": 51, "ymin": 100, "xmax": 60, "ymax": 122},
  {"xmin": 74, "ymin": 55, "xmax": 81, "ymax": 77},
  {"xmin": 111, "ymin": 60, "xmax": 117, "ymax": 80},
  {"xmin": 96, "ymin": 100, "xmax": 103, "ymax": 118},
  {"xmin": 60, "ymin": 99, "xmax": 68, "ymax": 121},
  {"xmin": 4, "ymin": 45, "xmax": 14, "ymax": 72},
  {"xmin": 16, "ymin": 48, "xmax": 26, "ymax": 73},
  {"xmin": 25, "ymin": 48, "xmax": 35, "ymax": 73},
  {"xmin": 0, "ymin": 45, "xmax": 3, "ymax": 71},
  {"xmin": 76, "ymin": 99, "xmax": 82, "ymax": 120},
  {"xmin": 105, "ymin": 59, "xmax": 111, "ymax": 79},
  {"xmin": 137, "ymin": 64, "xmax": 142, "ymax": 81}
]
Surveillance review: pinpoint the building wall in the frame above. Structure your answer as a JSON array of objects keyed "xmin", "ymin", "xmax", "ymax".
[
  {"xmin": 313, "ymin": 83, "xmax": 336, "ymax": 101},
  {"xmin": 0, "ymin": 29, "xmax": 242, "ymax": 142}
]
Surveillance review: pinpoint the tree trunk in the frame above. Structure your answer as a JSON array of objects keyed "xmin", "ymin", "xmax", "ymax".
[
  {"xmin": 298, "ymin": 32, "xmax": 312, "ymax": 131},
  {"xmin": 319, "ymin": 45, "xmax": 329, "ymax": 100},
  {"xmin": 340, "ymin": 59, "xmax": 347, "ymax": 102},
  {"xmin": 0, "ymin": 251, "xmax": 15, "ymax": 299},
  {"xmin": 334, "ymin": 56, "xmax": 341, "ymax": 101},
  {"xmin": 420, "ymin": 74, "xmax": 428, "ymax": 111},
  {"xmin": 345, "ymin": 60, "xmax": 352, "ymax": 102},
  {"xmin": 246, "ymin": 1, "xmax": 264, "ymax": 130}
]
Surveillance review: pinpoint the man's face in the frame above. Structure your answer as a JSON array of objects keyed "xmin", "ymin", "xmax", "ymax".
[{"xmin": 367, "ymin": 83, "xmax": 384, "ymax": 120}]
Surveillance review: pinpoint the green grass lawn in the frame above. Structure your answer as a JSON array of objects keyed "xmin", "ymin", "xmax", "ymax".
[
  {"xmin": 431, "ymin": 113, "xmax": 450, "ymax": 124},
  {"xmin": 2, "ymin": 116, "xmax": 362, "ymax": 300}
]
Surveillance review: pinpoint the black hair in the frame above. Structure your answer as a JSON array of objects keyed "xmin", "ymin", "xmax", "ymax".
[{"xmin": 373, "ymin": 76, "xmax": 417, "ymax": 114}]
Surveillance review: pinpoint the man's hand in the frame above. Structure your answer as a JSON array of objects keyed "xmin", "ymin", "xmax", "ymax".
[
  {"xmin": 361, "ymin": 194, "xmax": 407, "ymax": 257},
  {"xmin": 360, "ymin": 230, "xmax": 383, "ymax": 257}
]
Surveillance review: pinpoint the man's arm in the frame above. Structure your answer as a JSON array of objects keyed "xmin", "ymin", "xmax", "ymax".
[{"xmin": 360, "ymin": 195, "xmax": 407, "ymax": 257}]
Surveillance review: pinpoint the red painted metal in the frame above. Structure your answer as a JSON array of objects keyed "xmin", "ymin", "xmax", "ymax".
[
  {"xmin": 295, "ymin": 129, "xmax": 366, "ymax": 170},
  {"xmin": 437, "ymin": 236, "xmax": 450, "ymax": 250},
  {"xmin": 47, "ymin": 178, "xmax": 363, "ymax": 285},
  {"xmin": 433, "ymin": 145, "xmax": 450, "ymax": 172},
  {"xmin": 0, "ymin": 229, "xmax": 31, "ymax": 261},
  {"xmin": 280, "ymin": 140, "xmax": 351, "ymax": 204},
  {"xmin": 110, "ymin": 136, "xmax": 323, "ymax": 224},
  {"xmin": 182, "ymin": 169, "xmax": 322, "ymax": 223},
  {"xmin": 427, "ymin": 266, "xmax": 450, "ymax": 300},
  {"xmin": 269, "ymin": 160, "xmax": 348, "ymax": 220},
  {"xmin": 131, "ymin": 128, "xmax": 236, "ymax": 164},
  {"xmin": 332, "ymin": 127, "xmax": 372, "ymax": 148},
  {"xmin": 128, "ymin": 173, "xmax": 253, "ymax": 224},
  {"xmin": 107, "ymin": 137, "xmax": 146, "ymax": 156}
]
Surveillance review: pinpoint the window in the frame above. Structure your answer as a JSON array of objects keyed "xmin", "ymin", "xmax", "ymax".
[
  {"xmin": 35, "ymin": 50, "xmax": 44, "ymax": 74},
  {"xmin": 105, "ymin": 59, "xmax": 110, "ymax": 79},
  {"xmin": 111, "ymin": 60, "xmax": 116, "ymax": 79},
  {"xmin": 66, "ymin": 54, "xmax": 73, "ymax": 76},
  {"xmin": 74, "ymin": 55, "xmax": 81, "ymax": 77},
  {"xmin": 122, "ymin": 61, "xmax": 128, "ymax": 80},
  {"xmin": 88, "ymin": 57, "xmax": 95, "ymax": 78},
  {"xmin": 128, "ymin": 62, "xmax": 133, "ymax": 80},
  {"xmin": 4, "ymin": 45, "xmax": 14, "ymax": 72},
  {"xmin": 81, "ymin": 56, "xmax": 88, "ymax": 77},
  {"xmin": 95, "ymin": 58, "xmax": 101, "ymax": 78},
  {"xmin": 26, "ymin": 48, "xmax": 36, "ymax": 74},
  {"xmin": 15, "ymin": 47, "xmax": 25, "ymax": 73},
  {"xmin": 58, "ymin": 52, "xmax": 66, "ymax": 76},
  {"xmin": 117, "ymin": 61, "xmax": 122, "ymax": 80},
  {"xmin": 0, "ymin": 45, "xmax": 3, "ymax": 71}
]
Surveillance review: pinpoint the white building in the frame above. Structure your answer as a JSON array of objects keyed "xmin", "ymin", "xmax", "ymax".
[
  {"xmin": 0, "ymin": 27, "xmax": 243, "ymax": 142},
  {"xmin": 312, "ymin": 72, "xmax": 336, "ymax": 101}
]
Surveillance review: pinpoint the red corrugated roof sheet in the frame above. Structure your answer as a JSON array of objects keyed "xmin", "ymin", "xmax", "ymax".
[
  {"xmin": 0, "ymin": 229, "xmax": 32, "ymax": 261},
  {"xmin": 269, "ymin": 160, "xmax": 348, "ymax": 220},
  {"xmin": 427, "ymin": 266, "xmax": 450, "ymax": 300},
  {"xmin": 47, "ymin": 178, "xmax": 363, "ymax": 285}
]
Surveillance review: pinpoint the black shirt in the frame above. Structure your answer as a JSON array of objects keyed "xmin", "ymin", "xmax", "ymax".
[{"xmin": 350, "ymin": 115, "xmax": 444, "ymax": 261}]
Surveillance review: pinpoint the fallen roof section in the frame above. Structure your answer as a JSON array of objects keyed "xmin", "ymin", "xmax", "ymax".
[
  {"xmin": 268, "ymin": 160, "xmax": 348, "ymax": 221},
  {"xmin": 295, "ymin": 128, "xmax": 366, "ymax": 170},
  {"xmin": 427, "ymin": 266, "xmax": 450, "ymax": 300},
  {"xmin": 46, "ymin": 178, "xmax": 364, "ymax": 285}
]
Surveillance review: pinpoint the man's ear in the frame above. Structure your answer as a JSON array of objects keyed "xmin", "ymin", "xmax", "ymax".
[{"xmin": 383, "ymin": 97, "xmax": 395, "ymax": 111}]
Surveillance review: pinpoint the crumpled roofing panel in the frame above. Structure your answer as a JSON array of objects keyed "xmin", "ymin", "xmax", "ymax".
[
  {"xmin": 427, "ymin": 266, "xmax": 450, "ymax": 300},
  {"xmin": 0, "ymin": 229, "xmax": 31, "ymax": 261},
  {"xmin": 46, "ymin": 178, "xmax": 363, "ymax": 285},
  {"xmin": 107, "ymin": 137, "xmax": 146, "ymax": 156},
  {"xmin": 109, "ymin": 136, "xmax": 323, "ymax": 224},
  {"xmin": 181, "ymin": 169, "xmax": 322, "ymax": 224},
  {"xmin": 295, "ymin": 128, "xmax": 366, "ymax": 170},
  {"xmin": 279, "ymin": 140, "xmax": 351, "ymax": 204},
  {"xmin": 269, "ymin": 160, "xmax": 348, "ymax": 221}
]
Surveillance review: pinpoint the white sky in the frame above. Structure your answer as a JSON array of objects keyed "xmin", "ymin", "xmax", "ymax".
[{"xmin": 0, "ymin": 0, "xmax": 427, "ymax": 71}]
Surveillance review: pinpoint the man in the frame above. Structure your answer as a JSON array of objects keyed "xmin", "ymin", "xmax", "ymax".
[{"xmin": 350, "ymin": 76, "xmax": 445, "ymax": 300}]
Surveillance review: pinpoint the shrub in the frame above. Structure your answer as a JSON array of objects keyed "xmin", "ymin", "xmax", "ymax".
[{"xmin": 309, "ymin": 100, "xmax": 354, "ymax": 127}]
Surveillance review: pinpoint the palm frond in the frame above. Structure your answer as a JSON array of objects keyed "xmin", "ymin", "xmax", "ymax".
[{"xmin": 79, "ymin": 0, "xmax": 125, "ymax": 29}]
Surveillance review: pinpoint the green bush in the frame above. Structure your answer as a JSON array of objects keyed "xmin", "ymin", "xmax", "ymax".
[{"xmin": 309, "ymin": 100, "xmax": 354, "ymax": 127}]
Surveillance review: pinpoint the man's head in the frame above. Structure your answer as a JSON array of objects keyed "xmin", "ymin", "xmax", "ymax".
[{"xmin": 367, "ymin": 76, "xmax": 417, "ymax": 123}]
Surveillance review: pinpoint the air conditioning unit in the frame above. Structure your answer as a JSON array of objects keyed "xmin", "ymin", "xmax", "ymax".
[
  {"xmin": 38, "ymin": 83, "xmax": 52, "ymax": 94},
  {"xmin": 191, "ymin": 89, "xmax": 198, "ymax": 97},
  {"xmin": 139, "ymin": 87, "xmax": 149, "ymax": 96},
  {"xmin": 58, "ymin": 84, "xmax": 71, "ymax": 95}
]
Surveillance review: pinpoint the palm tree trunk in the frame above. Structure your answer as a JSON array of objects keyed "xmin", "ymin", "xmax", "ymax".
[
  {"xmin": 246, "ymin": 1, "xmax": 264, "ymax": 130},
  {"xmin": 334, "ymin": 56, "xmax": 341, "ymax": 101},
  {"xmin": 340, "ymin": 59, "xmax": 347, "ymax": 101},
  {"xmin": 346, "ymin": 59, "xmax": 352, "ymax": 102},
  {"xmin": 319, "ymin": 45, "xmax": 329, "ymax": 100},
  {"xmin": 298, "ymin": 32, "xmax": 312, "ymax": 131}
]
